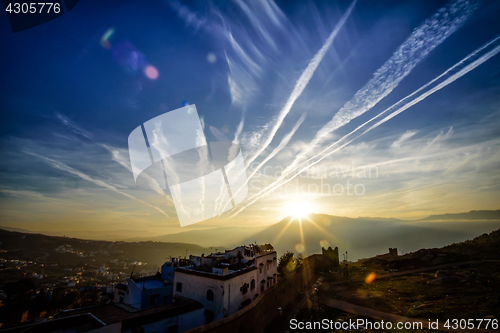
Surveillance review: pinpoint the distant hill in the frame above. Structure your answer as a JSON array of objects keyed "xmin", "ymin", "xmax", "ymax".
[
  {"xmin": 126, "ymin": 226, "xmax": 267, "ymax": 248},
  {"xmin": 0, "ymin": 226, "xmax": 40, "ymax": 234},
  {"xmin": 240, "ymin": 211, "xmax": 500, "ymax": 261},
  {"xmin": 419, "ymin": 210, "xmax": 500, "ymax": 221},
  {"xmin": 0, "ymin": 229, "xmax": 212, "ymax": 268}
]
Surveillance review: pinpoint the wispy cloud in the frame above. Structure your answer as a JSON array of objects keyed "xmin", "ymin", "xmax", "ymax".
[
  {"xmin": 55, "ymin": 112, "xmax": 93, "ymax": 141},
  {"xmin": 243, "ymin": 0, "xmax": 357, "ymax": 166},
  {"xmin": 286, "ymin": 0, "xmax": 477, "ymax": 172},
  {"xmin": 232, "ymin": 32, "xmax": 500, "ymax": 216},
  {"xmin": 392, "ymin": 130, "xmax": 418, "ymax": 149},
  {"xmin": 23, "ymin": 151, "xmax": 170, "ymax": 217}
]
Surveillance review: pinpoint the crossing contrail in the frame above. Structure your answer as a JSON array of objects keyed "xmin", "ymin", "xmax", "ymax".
[
  {"xmin": 281, "ymin": 0, "xmax": 477, "ymax": 179},
  {"xmin": 244, "ymin": 0, "xmax": 357, "ymax": 167},
  {"xmin": 230, "ymin": 33, "xmax": 500, "ymax": 217}
]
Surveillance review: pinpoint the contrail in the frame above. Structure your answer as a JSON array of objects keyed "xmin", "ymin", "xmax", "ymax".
[
  {"xmin": 216, "ymin": 111, "xmax": 307, "ymax": 215},
  {"xmin": 244, "ymin": 0, "xmax": 357, "ymax": 167},
  {"xmin": 248, "ymin": 112, "xmax": 307, "ymax": 181},
  {"xmin": 25, "ymin": 151, "xmax": 170, "ymax": 217},
  {"xmin": 231, "ymin": 34, "xmax": 500, "ymax": 217},
  {"xmin": 283, "ymin": 0, "xmax": 477, "ymax": 177},
  {"xmin": 55, "ymin": 113, "xmax": 169, "ymax": 197}
]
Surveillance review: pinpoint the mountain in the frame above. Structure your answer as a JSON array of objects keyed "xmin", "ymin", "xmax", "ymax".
[
  {"xmin": 0, "ymin": 229, "xmax": 212, "ymax": 268},
  {"xmin": 0, "ymin": 226, "xmax": 40, "ymax": 234},
  {"xmin": 241, "ymin": 212, "xmax": 500, "ymax": 261},
  {"xmin": 419, "ymin": 209, "xmax": 500, "ymax": 221},
  {"xmin": 125, "ymin": 226, "xmax": 267, "ymax": 248}
]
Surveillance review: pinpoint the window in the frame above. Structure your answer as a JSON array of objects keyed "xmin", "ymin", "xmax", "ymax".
[
  {"xmin": 176, "ymin": 282, "xmax": 182, "ymax": 292},
  {"xmin": 241, "ymin": 283, "xmax": 248, "ymax": 294},
  {"xmin": 205, "ymin": 310, "xmax": 215, "ymax": 324},
  {"xmin": 167, "ymin": 325, "xmax": 179, "ymax": 333},
  {"xmin": 261, "ymin": 285, "xmax": 264, "ymax": 293},
  {"xmin": 207, "ymin": 289, "xmax": 214, "ymax": 302},
  {"xmin": 150, "ymin": 294, "xmax": 159, "ymax": 306},
  {"xmin": 250, "ymin": 279, "xmax": 255, "ymax": 291}
]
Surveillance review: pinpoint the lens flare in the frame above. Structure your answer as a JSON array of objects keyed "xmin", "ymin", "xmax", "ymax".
[
  {"xmin": 100, "ymin": 27, "xmax": 115, "ymax": 49},
  {"xmin": 286, "ymin": 260, "xmax": 296, "ymax": 272},
  {"xmin": 321, "ymin": 216, "xmax": 331, "ymax": 226},
  {"xmin": 144, "ymin": 65, "xmax": 159, "ymax": 80},
  {"xmin": 182, "ymin": 100, "xmax": 189, "ymax": 107},
  {"xmin": 295, "ymin": 243, "xmax": 305, "ymax": 253},
  {"xmin": 319, "ymin": 240, "xmax": 329, "ymax": 249},
  {"xmin": 365, "ymin": 272, "xmax": 376, "ymax": 284},
  {"xmin": 207, "ymin": 52, "xmax": 217, "ymax": 63}
]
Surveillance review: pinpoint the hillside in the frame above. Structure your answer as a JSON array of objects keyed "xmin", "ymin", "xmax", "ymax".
[{"xmin": 0, "ymin": 229, "xmax": 211, "ymax": 269}]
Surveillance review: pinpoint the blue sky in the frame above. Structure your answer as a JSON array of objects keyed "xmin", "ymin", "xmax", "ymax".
[{"xmin": 1, "ymin": 0, "xmax": 500, "ymax": 239}]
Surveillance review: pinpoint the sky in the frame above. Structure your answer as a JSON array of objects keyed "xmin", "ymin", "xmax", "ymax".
[{"xmin": 1, "ymin": 0, "xmax": 500, "ymax": 240}]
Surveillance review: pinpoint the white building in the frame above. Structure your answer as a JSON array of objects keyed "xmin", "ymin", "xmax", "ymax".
[{"xmin": 173, "ymin": 244, "xmax": 277, "ymax": 323}]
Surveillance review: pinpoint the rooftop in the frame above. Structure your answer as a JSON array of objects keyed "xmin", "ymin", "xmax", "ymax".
[
  {"xmin": 176, "ymin": 266, "xmax": 258, "ymax": 280},
  {"xmin": 61, "ymin": 296, "xmax": 203, "ymax": 329}
]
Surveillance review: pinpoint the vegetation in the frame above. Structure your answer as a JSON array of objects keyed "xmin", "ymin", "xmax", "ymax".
[
  {"xmin": 277, "ymin": 251, "xmax": 294, "ymax": 276},
  {"xmin": 318, "ymin": 227, "xmax": 500, "ymax": 323}
]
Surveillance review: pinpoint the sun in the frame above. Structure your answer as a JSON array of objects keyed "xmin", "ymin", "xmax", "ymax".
[{"xmin": 286, "ymin": 201, "xmax": 313, "ymax": 218}]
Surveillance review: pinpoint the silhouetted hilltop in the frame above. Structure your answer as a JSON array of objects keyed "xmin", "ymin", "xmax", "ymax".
[
  {"xmin": 360, "ymin": 227, "xmax": 500, "ymax": 271},
  {"xmin": 441, "ymin": 227, "xmax": 500, "ymax": 259},
  {"xmin": 419, "ymin": 209, "xmax": 500, "ymax": 221}
]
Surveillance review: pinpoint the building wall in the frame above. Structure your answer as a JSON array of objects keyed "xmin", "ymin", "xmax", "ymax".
[
  {"xmin": 174, "ymin": 269, "xmax": 259, "ymax": 321},
  {"xmin": 173, "ymin": 251, "xmax": 277, "ymax": 323},
  {"xmin": 140, "ymin": 284, "xmax": 173, "ymax": 308},
  {"xmin": 122, "ymin": 316, "xmax": 177, "ymax": 333},
  {"xmin": 161, "ymin": 263, "xmax": 176, "ymax": 283},
  {"xmin": 124, "ymin": 279, "xmax": 142, "ymax": 309},
  {"xmin": 123, "ymin": 279, "xmax": 173, "ymax": 310},
  {"xmin": 255, "ymin": 251, "xmax": 277, "ymax": 293},
  {"xmin": 182, "ymin": 256, "xmax": 318, "ymax": 333},
  {"xmin": 178, "ymin": 307, "xmax": 206, "ymax": 332},
  {"xmin": 222, "ymin": 270, "xmax": 258, "ymax": 316}
]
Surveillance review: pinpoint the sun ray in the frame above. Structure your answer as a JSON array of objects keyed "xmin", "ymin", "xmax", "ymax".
[{"xmin": 272, "ymin": 217, "xmax": 295, "ymax": 245}]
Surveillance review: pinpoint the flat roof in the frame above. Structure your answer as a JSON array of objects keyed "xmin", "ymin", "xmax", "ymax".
[
  {"xmin": 176, "ymin": 266, "xmax": 257, "ymax": 281},
  {"xmin": 60, "ymin": 296, "xmax": 203, "ymax": 329}
]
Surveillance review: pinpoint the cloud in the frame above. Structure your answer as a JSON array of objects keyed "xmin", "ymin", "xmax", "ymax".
[
  {"xmin": 232, "ymin": 32, "xmax": 500, "ymax": 217},
  {"xmin": 285, "ymin": 0, "xmax": 477, "ymax": 174},
  {"xmin": 392, "ymin": 130, "xmax": 418, "ymax": 149},
  {"xmin": 23, "ymin": 151, "xmax": 170, "ymax": 217},
  {"xmin": 243, "ymin": 0, "xmax": 357, "ymax": 166}
]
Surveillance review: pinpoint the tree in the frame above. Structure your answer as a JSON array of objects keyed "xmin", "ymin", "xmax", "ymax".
[
  {"xmin": 277, "ymin": 251, "xmax": 294, "ymax": 276},
  {"xmin": 295, "ymin": 253, "xmax": 303, "ymax": 265}
]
